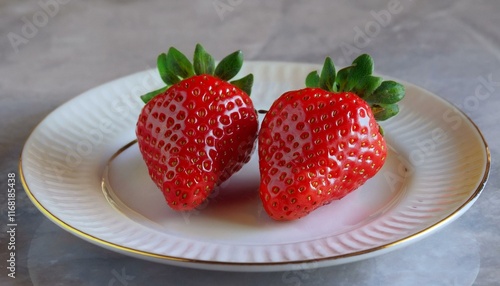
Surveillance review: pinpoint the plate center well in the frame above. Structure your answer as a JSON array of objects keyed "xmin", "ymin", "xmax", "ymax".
[{"xmin": 102, "ymin": 140, "xmax": 409, "ymax": 245}]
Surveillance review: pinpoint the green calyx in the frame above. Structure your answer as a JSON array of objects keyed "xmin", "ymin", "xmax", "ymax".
[
  {"xmin": 305, "ymin": 54, "xmax": 405, "ymax": 121},
  {"xmin": 141, "ymin": 44, "xmax": 254, "ymax": 103}
]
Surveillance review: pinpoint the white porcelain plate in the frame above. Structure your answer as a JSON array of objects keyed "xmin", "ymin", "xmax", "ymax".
[{"xmin": 20, "ymin": 62, "xmax": 490, "ymax": 272}]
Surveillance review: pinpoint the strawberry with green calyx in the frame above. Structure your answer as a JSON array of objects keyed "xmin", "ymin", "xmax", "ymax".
[
  {"xmin": 258, "ymin": 54, "xmax": 405, "ymax": 220},
  {"xmin": 136, "ymin": 44, "xmax": 258, "ymax": 211}
]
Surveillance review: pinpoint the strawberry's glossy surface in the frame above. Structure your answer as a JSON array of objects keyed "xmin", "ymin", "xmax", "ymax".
[
  {"xmin": 137, "ymin": 75, "xmax": 258, "ymax": 210},
  {"xmin": 258, "ymin": 88, "xmax": 386, "ymax": 220}
]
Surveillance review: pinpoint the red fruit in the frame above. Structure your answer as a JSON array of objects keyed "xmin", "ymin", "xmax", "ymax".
[
  {"xmin": 136, "ymin": 45, "xmax": 258, "ymax": 210},
  {"xmin": 258, "ymin": 55, "xmax": 405, "ymax": 220},
  {"xmin": 259, "ymin": 89, "xmax": 385, "ymax": 220}
]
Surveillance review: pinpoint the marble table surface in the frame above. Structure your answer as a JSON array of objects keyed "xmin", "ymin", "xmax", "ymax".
[{"xmin": 1, "ymin": 1, "xmax": 499, "ymax": 285}]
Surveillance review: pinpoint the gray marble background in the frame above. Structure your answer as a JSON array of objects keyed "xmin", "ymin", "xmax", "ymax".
[{"xmin": 1, "ymin": 0, "xmax": 499, "ymax": 285}]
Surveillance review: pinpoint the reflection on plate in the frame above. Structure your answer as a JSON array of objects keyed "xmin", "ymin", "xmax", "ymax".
[{"xmin": 20, "ymin": 61, "xmax": 490, "ymax": 272}]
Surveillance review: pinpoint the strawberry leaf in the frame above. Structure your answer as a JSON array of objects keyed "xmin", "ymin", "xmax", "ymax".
[
  {"xmin": 353, "ymin": 75, "xmax": 383, "ymax": 99},
  {"xmin": 336, "ymin": 66, "xmax": 352, "ymax": 92},
  {"xmin": 230, "ymin": 73, "xmax": 254, "ymax": 96},
  {"xmin": 157, "ymin": 53, "xmax": 180, "ymax": 85},
  {"xmin": 319, "ymin": 57, "xmax": 336, "ymax": 92},
  {"xmin": 372, "ymin": 81, "xmax": 405, "ymax": 104},
  {"xmin": 371, "ymin": 103, "xmax": 399, "ymax": 121},
  {"xmin": 345, "ymin": 54, "xmax": 373, "ymax": 91},
  {"xmin": 167, "ymin": 47, "xmax": 195, "ymax": 79},
  {"xmin": 140, "ymin": 85, "xmax": 169, "ymax": 103},
  {"xmin": 352, "ymin": 54, "xmax": 374, "ymax": 75},
  {"xmin": 378, "ymin": 125, "xmax": 385, "ymax": 136},
  {"xmin": 193, "ymin": 44, "xmax": 215, "ymax": 76},
  {"xmin": 305, "ymin": 71, "xmax": 320, "ymax": 88},
  {"xmin": 214, "ymin": 50, "xmax": 243, "ymax": 81}
]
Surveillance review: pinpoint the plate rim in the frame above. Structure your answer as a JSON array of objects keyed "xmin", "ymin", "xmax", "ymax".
[{"xmin": 18, "ymin": 61, "xmax": 491, "ymax": 271}]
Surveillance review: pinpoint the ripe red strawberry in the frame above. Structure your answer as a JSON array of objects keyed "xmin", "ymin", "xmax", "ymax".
[
  {"xmin": 258, "ymin": 55, "xmax": 405, "ymax": 220},
  {"xmin": 136, "ymin": 44, "xmax": 258, "ymax": 211}
]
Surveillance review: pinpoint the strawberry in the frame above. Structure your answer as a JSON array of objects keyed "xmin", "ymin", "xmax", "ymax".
[
  {"xmin": 258, "ymin": 55, "xmax": 405, "ymax": 220},
  {"xmin": 136, "ymin": 44, "xmax": 258, "ymax": 211}
]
